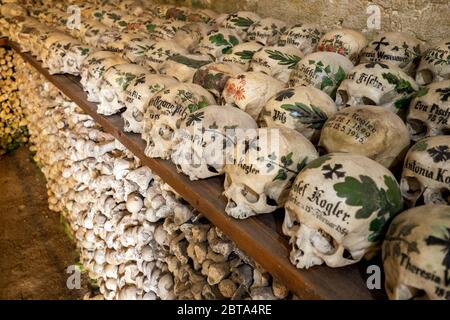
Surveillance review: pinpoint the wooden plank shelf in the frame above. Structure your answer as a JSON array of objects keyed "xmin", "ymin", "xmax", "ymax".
[{"xmin": 10, "ymin": 40, "xmax": 385, "ymax": 300}]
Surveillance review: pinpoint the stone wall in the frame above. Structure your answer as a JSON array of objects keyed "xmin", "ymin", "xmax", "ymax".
[{"xmin": 164, "ymin": 0, "xmax": 450, "ymax": 45}]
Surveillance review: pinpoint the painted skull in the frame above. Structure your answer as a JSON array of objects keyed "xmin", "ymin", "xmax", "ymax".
[
  {"xmin": 173, "ymin": 22, "xmax": 212, "ymax": 52},
  {"xmin": 144, "ymin": 40, "xmax": 187, "ymax": 73},
  {"xmin": 122, "ymin": 37, "xmax": 156, "ymax": 65},
  {"xmin": 195, "ymin": 28, "xmax": 242, "ymax": 60},
  {"xmin": 284, "ymin": 153, "xmax": 403, "ymax": 269},
  {"xmin": 223, "ymin": 126, "xmax": 318, "ymax": 219},
  {"xmin": 288, "ymin": 51, "xmax": 354, "ymax": 99},
  {"xmin": 320, "ymin": 105, "xmax": 410, "ymax": 168},
  {"xmin": 416, "ymin": 39, "xmax": 450, "ymax": 85},
  {"xmin": 222, "ymin": 41, "xmax": 264, "ymax": 70},
  {"xmin": 80, "ymin": 20, "xmax": 109, "ymax": 47},
  {"xmin": 222, "ymin": 71, "xmax": 284, "ymax": 120},
  {"xmin": 46, "ymin": 38, "xmax": 81, "ymax": 74},
  {"xmin": 122, "ymin": 74, "xmax": 178, "ymax": 133},
  {"xmin": 406, "ymin": 80, "xmax": 450, "ymax": 141},
  {"xmin": 278, "ymin": 23, "xmax": 323, "ymax": 55},
  {"xmin": 382, "ymin": 204, "xmax": 450, "ymax": 300},
  {"xmin": 60, "ymin": 43, "xmax": 93, "ymax": 76},
  {"xmin": 159, "ymin": 53, "xmax": 212, "ymax": 82},
  {"xmin": 171, "ymin": 105, "xmax": 258, "ymax": 180},
  {"xmin": 261, "ymin": 85, "xmax": 337, "ymax": 142},
  {"xmin": 360, "ymin": 32, "xmax": 422, "ymax": 76},
  {"xmin": 400, "ymin": 136, "xmax": 450, "ymax": 207},
  {"xmin": 142, "ymin": 83, "xmax": 216, "ymax": 159},
  {"xmin": 336, "ymin": 62, "xmax": 419, "ymax": 114},
  {"xmin": 149, "ymin": 19, "xmax": 187, "ymax": 41},
  {"xmin": 317, "ymin": 28, "xmax": 368, "ymax": 64},
  {"xmin": 222, "ymin": 11, "xmax": 261, "ymax": 37},
  {"xmin": 245, "ymin": 17, "xmax": 287, "ymax": 46}
]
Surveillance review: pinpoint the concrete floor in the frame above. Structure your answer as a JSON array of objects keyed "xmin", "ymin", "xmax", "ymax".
[{"xmin": 0, "ymin": 147, "xmax": 87, "ymax": 299}]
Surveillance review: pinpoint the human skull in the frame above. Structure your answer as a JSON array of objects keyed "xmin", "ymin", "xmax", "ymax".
[
  {"xmin": 40, "ymin": 32, "xmax": 74, "ymax": 66},
  {"xmin": 416, "ymin": 39, "xmax": 450, "ymax": 85},
  {"xmin": 144, "ymin": 40, "xmax": 187, "ymax": 73},
  {"xmin": 336, "ymin": 62, "xmax": 419, "ymax": 114},
  {"xmin": 122, "ymin": 74, "xmax": 178, "ymax": 133},
  {"xmin": 250, "ymin": 45, "xmax": 304, "ymax": 83},
  {"xmin": 284, "ymin": 153, "xmax": 403, "ymax": 269},
  {"xmin": 98, "ymin": 64, "xmax": 149, "ymax": 115},
  {"xmin": 222, "ymin": 11, "xmax": 261, "ymax": 37},
  {"xmin": 46, "ymin": 38, "xmax": 81, "ymax": 74},
  {"xmin": 223, "ymin": 126, "xmax": 318, "ymax": 219},
  {"xmin": 320, "ymin": 105, "xmax": 410, "ymax": 168},
  {"xmin": 406, "ymin": 80, "xmax": 450, "ymax": 141},
  {"xmin": 159, "ymin": 53, "xmax": 212, "ymax": 82},
  {"xmin": 171, "ymin": 105, "xmax": 258, "ymax": 180},
  {"xmin": 81, "ymin": 20, "xmax": 109, "ymax": 47},
  {"xmin": 195, "ymin": 28, "xmax": 242, "ymax": 60},
  {"xmin": 97, "ymin": 30, "xmax": 140, "ymax": 53},
  {"xmin": 60, "ymin": 43, "xmax": 93, "ymax": 76},
  {"xmin": 173, "ymin": 22, "xmax": 212, "ymax": 52},
  {"xmin": 288, "ymin": 52, "xmax": 353, "ymax": 99},
  {"xmin": 261, "ymin": 86, "xmax": 337, "ymax": 142},
  {"xmin": 278, "ymin": 23, "xmax": 323, "ymax": 55},
  {"xmin": 192, "ymin": 62, "xmax": 244, "ymax": 99},
  {"xmin": 222, "ymin": 71, "xmax": 284, "ymax": 120},
  {"xmin": 382, "ymin": 204, "xmax": 450, "ymax": 300},
  {"xmin": 400, "ymin": 136, "xmax": 450, "ymax": 207},
  {"xmin": 245, "ymin": 17, "xmax": 287, "ymax": 46},
  {"xmin": 122, "ymin": 37, "xmax": 156, "ymax": 65},
  {"xmin": 80, "ymin": 51, "xmax": 127, "ymax": 103},
  {"xmin": 188, "ymin": 9, "xmax": 218, "ymax": 23},
  {"xmin": 317, "ymin": 28, "xmax": 368, "ymax": 64},
  {"xmin": 222, "ymin": 41, "xmax": 264, "ymax": 70},
  {"xmin": 360, "ymin": 32, "xmax": 422, "ymax": 76},
  {"xmin": 149, "ymin": 19, "xmax": 187, "ymax": 41},
  {"xmin": 142, "ymin": 83, "xmax": 216, "ymax": 159}
]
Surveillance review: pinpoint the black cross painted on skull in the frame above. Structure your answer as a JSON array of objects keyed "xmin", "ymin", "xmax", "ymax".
[
  {"xmin": 425, "ymin": 228, "xmax": 450, "ymax": 270},
  {"xmin": 372, "ymin": 37, "xmax": 389, "ymax": 51}
]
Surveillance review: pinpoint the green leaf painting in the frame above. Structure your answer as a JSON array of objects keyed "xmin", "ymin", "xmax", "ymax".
[
  {"xmin": 304, "ymin": 155, "xmax": 331, "ymax": 170},
  {"xmin": 265, "ymin": 49, "xmax": 301, "ymax": 69},
  {"xmin": 281, "ymin": 103, "xmax": 328, "ymax": 129},
  {"xmin": 411, "ymin": 140, "xmax": 428, "ymax": 152},
  {"xmin": 209, "ymin": 33, "xmax": 240, "ymax": 54},
  {"xmin": 230, "ymin": 16, "xmax": 255, "ymax": 28},
  {"xmin": 169, "ymin": 54, "xmax": 211, "ymax": 69},
  {"xmin": 234, "ymin": 50, "xmax": 255, "ymax": 60}
]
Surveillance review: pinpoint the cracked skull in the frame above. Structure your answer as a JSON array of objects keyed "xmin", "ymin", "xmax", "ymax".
[
  {"xmin": 278, "ymin": 23, "xmax": 323, "ymax": 55},
  {"xmin": 223, "ymin": 126, "xmax": 318, "ymax": 219},
  {"xmin": 416, "ymin": 39, "xmax": 450, "ymax": 85},
  {"xmin": 284, "ymin": 153, "xmax": 403, "ymax": 269},
  {"xmin": 317, "ymin": 28, "xmax": 368, "ymax": 64}
]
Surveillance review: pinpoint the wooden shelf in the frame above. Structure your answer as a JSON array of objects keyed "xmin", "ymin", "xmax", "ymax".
[
  {"xmin": 0, "ymin": 37, "xmax": 8, "ymax": 46},
  {"xmin": 11, "ymin": 40, "xmax": 384, "ymax": 300}
]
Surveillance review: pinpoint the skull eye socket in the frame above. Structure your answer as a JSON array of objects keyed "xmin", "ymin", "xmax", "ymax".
[
  {"xmin": 362, "ymin": 96, "xmax": 376, "ymax": 105},
  {"xmin": 265, "ymin": 196, "xmax": 277, "ymax": 206},
  {"xmin": 241, "ymin": 185, "xmax": 259, "ymax": 203},
  {"xmin": 439, "ymin": 188, "xmax": 450, "ymax": 204},
  {"xmin": 407, "ymin": 118, "xmax": 428, "ymax": 140},
  {"xmin": 336, "ymin": 90, "xmax": 349, "ymax": 106},
  {"xmin": 158, "ymin": 125, "xmax": 174, "ymax": 140},
  {"xmin": 416, "ymin": 69, "xmax": 434, "ymax": 86},
  {"xmin": 342, "ymin": 248, "xmax": 355, "ymax": 260}
]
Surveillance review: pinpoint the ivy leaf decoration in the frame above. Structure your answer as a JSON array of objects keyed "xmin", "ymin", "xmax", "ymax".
[
  {"xmin": 382, "ymin": 72, "xmax": 415, "ymax": 94},
  {"xmin": 281, "ymin": 152, "xmax": 293, "ymax": 167},
  {"xmin": 297, "ymin": 157, "xmax": 308, "ymax": 171},
  {"xmin": 275, "ymin": 88, "xmax": 295, "ymax": 101},
  {"xmin": 118, "ymin": 20, "xmax": 128, "ymax": 27},
  {"xmin": 169, "ymin": 54, "xmax": 211, "ymax": 69},
  {"xmin": 78, "ymin": 47, "xmax": 90, "ymax": 56},
  {"xmin": 146, "ymin": 23, "xmax": 156, "ymax": 33},
  {"xmin": 265, "ymin": 49, "xmax": 301, "ymax": 69},
  {"xmin": 334, "ymin": 66, "xmax": 346, "ymax": 83},
  {"xmin": 414, "ymin": 87, "xmax": 429, "ymax": 98},
  {"xmin": 230, "ymin": 16, "xmax": 255, "ymax": 28},
  {"xmin": 234, "ymin": 50, "xmax": 255, "ymax": 60},
  {"xmin": 412, "ymin": 140, "xmax": 428, "ymax": 152},
  {"xmin": 281, "ymin": 103, "xmax": 328, "ymax": 129},
  {"xmin": 304, "ymin": 155, "xmax": 331, "ymax": 170},
  {"xmin": 273, "ymin": 169, "xmax": 288, "ymax": 181}
]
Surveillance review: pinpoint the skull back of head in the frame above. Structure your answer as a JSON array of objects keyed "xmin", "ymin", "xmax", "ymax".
[
  {"xmin": 171, "ymin": 105, "xmax": 258, "ymax": 180},
  {"xmin": 46, "ymin": 38, "xmax": 81, "ymax": 74},
  {"xmin": 284, "ymin": 153, "xmax": 403, "ymax": 269},
  {"xmin": 400, "ymin": 135, "xmax": 450, "ymax": 207},
  {"xmin": 173, "ymin": 22, "xmax": 212, "ymax": 52},
  {"xmin": 222, "ymin": 41, "xmax": 263, "ymax": 70},
  {"xmin": 288, "ymin": 51, "xmax": 353, "ymax": 99},
  {"xmin": 278, "ymin": 23, "xmax": 323, "ymax": 55},
  {"xmin": 261, "ymin": 86, "xmax": 337, "ymax": 142},
  {"xmin": 98, "ymin": 64, "xmax": 149, "ymax": 115},
  {"xmin": 416, "ymin": 39, "xmax": 450, "ymax": 85},
  {"xmin": 149, "ymin": 19, "xmax": 186, "ymax": 41},
  {"xmin": 317, "ymin": 28, "xmax": 367, "ymax": 64},
  {"xmin": 159, "ymin": 53, "xmax": 212, "ymax": 82},
  {"xmin": 250, "ymin": 45, "xmax": 304, "ymax": 83},
  {"xmin": 222, "ymin": 71, "xmax": 284, "ymax": 120},
  {"xmin": 224, "ymin": 126, "xmax": 318, "ymax": 219},
  {"xmin": 360, "ymin": 32, "xmax": 422, "ymax": 76},
  {"xmin": 142, "ymin": 82, "xmax": 216, "ymax": 159},
  {"xmin": 62, "ymin": 44, "xmax": 93, "ymax": 76},
  {"xmin": 245, "ymin": 17, "xmax": 287, "ymax": 46},
  {"xmin": 122, "ymin": 74, "xmax": 178, "ymax": 133},
  {"xmin": 320, "ymin": 105, "xmax": 410, "ymax": 168},
  {"xmin": 382, "ymin": 204, "xmax": 450, "ymax": 300},
  {"xmin": 195, "ymin": 28, "xmax": 242, "ymax": 60},
  {"xmin": 81, "ymin": 20, "xmax": 109, "ymax": 47},
  {"xmin": 192, "ymin": 62, "xmax": 244, "ymax": 99},
  {"xmin": 222, "ymin": 11, "xmax": 261, "ymax": 37},
  {"xmin": 406, "ymin": 80, "xmax": 450, "ymax": 141},
  {"xmin": 123, "ymin": 37, "xmax": 156, "ymax": 65},
  {"xmin": 144, "ymin": 40, "xmax": 187, "ymax": 73},
  {"xmin": 336, "ymin": 62, "xmax": 419, "ymax": 114},
  {"xmin": 41, "ymin": 32, "xmax": 75, "ymax": 66}
]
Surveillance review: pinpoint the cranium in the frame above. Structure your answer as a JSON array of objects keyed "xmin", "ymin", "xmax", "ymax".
[
  {"xmin": 245, "ymin": 17, "xmax": 287, "ymax": 46},
  {"xmin": 195, "ymin": 28, "xmax": 242, "ymax": 60},
  {"xmin": 223, "ymin": 126, "xmax": 318, "ymax": 219},
  {"xmin": 416, "ymin": 39, "xmax": 450, "ymax": 85},
  {"xmin": 222, "ymin": 11, "xmax": 261, "ymax": 37},
  {"xmin": 250, "ymin": 45, "xmax": 304, "ymax": 83},
  {"xmin": 261, "ymin": 86, "xmax": 337, "ymax": 142},
  {"xmin": 142, "ymin": 83, "xmax": 216, "ymax": 159},
  {"xmin": 98, "ymin": 64, "xmax": 149, "ymax": 115},
  {"xmin": 81, "ymin": 20, "xmax": 109, "ymax": 47},
  {"xmin": 400, "ymin": 136, "xmax": 450, "ymax": 207},
  {"xmin": 122, "ymin": 74, "xmax": 178, "ymax": 133},
  {"xmin": 317, "ymin": 28, "xmax": 368, "ymax": 64},
  {"xmin": 284, "ymin": 153, "xmax": 403, "ymax": 269},
  {"xmin": 406, "ymin": 80, "xmax": 450, "ymax": 141},
  {"xmin": 149, "ymin": 19, "xmax": 187, "ymax": 41},
  {"xmin": 360, "ymin": 32, "xmax": 422, "ymax": 76},
  {"xmin": 60, "ymin": 43, "xmax": 93, "ymax": 76},
  {"xmin": 382, "ymin": 204, "xmax": 450, "ymax": 300},
  {"xmin": 278, "ymin": 23, "xmax": 323, "ymax": 55},
  {"xmin": 192, "ymin": 62, "xmax": 244, "ymax": 99},
  {"xmin": 188, "ymin": 9, "xmax": 218, "ymax": 23},
  {"xmin": 122, "ymin": 37, "xmax": 156, "ymax": 65},
  {"xmin": 40, "ymin": 32, "xmax": 74, "ymax": 66},
  {"xmin": 173, "ymin": 22, "xmax": 212, "ymax": 52},
  {"xmin": 222, "ymin": 41, "xmax": 263, "ymax": 70},
  {"xmin": 159, "ymin": 53, "xmax": 212, "ymax": 82},
  {"xmin": 164, "ymin": 6, "xmax": 192, "ymax": 20},
  {"xmin": 80, "ymin": 51, "xmax": 127, "ymax": 103},
  {"xmin": 46, "ymin": 38, "xmax": 81, "ymax": 74},
  {"xmin": 99, "ymin": 10, "xmax": 128, "ymax": 28},
  {"xmin": 288, "ymin": 52, "xmax": 353, "ymax": 99},
  {"xmin": 171, "ymin": 105, "xmax": 258, "ymax": 180},
  {"xmin": 320, "ymin": 105, "xmax": 410, "ymax": 168},
  {"xmin": 336, "ymin": 62, "xmax": 419, "ymax": 114},
  {"xmin": 97, "ymin": 30, "xmax": 140, "ymax": 53},
  {"xmin": 144, "ymin": 40, "xmax": 187, "ymax": 73},
  {"xmin": 222, "ymin": 71, "xmax": 284, "ymax": 120}
]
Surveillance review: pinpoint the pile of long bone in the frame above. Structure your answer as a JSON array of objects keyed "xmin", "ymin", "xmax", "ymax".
[
  {"xmin": 14, "ymin": 53, "xmax": 290, "ymax": 300},
  {"xmin": 4, "ymin": 0, "xmax": 450, "ymax": 299}
]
